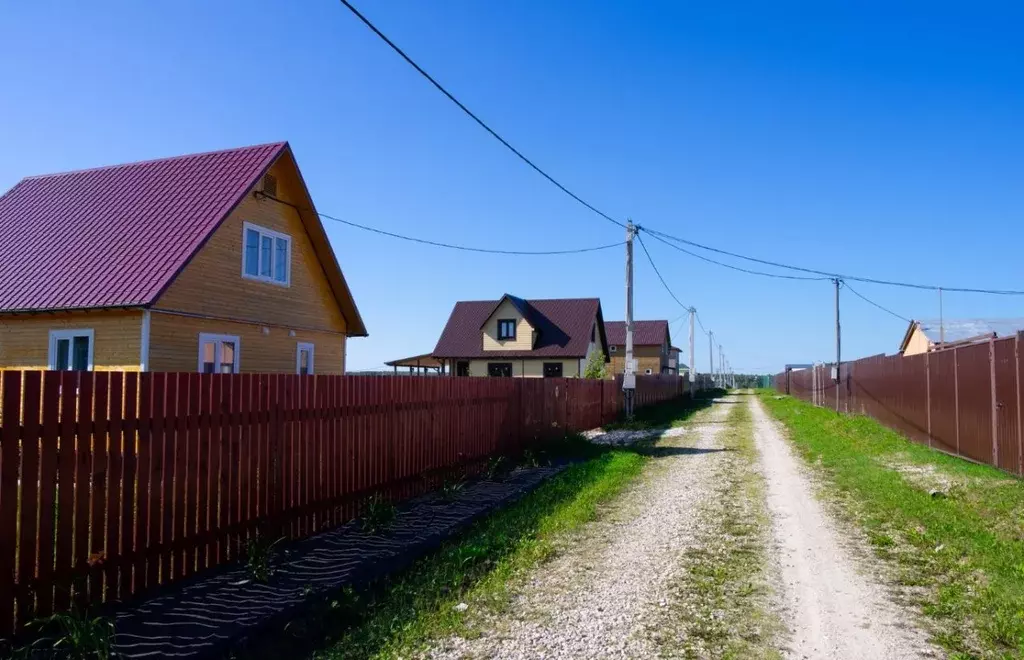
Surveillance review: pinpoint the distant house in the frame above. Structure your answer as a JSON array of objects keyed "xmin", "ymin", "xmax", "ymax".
[
  {"xmin": 432, "ymin": 294, "xmax": 609, "ymax": 377},
  {"xmin": 899, "ymin": 319, "xmax": 1024, "ymax": 356},
  {"xmin": 0, "ymin": 142, "xmax": 367, "ymax": 374},
  {"xmin": 604, "ymin": 320, "xmax": 673, "ymax": 375},
  {"xmin": 669, "ymin": 346, "xmax": 689, "ymax": 377}
]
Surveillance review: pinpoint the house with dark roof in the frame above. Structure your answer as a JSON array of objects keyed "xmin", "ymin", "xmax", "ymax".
[
  {"xmin": 432, "ymin": 294, "xmax": 609, "ymax": 378},
  {"xmin": 604, "ymin": 320, "xmax": 674, "ymax": 376},
  {"xmin": 0, "ymin": 142, "xmax": 366, "ymax": 374},
  {"xmin": 899, "ymin": 319, "xmax": 1024, "ymax": 356}
]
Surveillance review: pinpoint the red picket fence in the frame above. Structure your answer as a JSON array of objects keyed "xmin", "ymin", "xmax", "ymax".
[
  {"xmin": 774, "ymin": 333, "xmax": 1024, "ymax": 476},
  {"xmin": 0, "ymin": 370, "xmax": 687, "ymax": 636}
]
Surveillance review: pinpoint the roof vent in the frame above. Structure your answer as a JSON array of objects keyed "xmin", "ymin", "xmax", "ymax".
[{"xmin": 262, "ymin": 174, "xmax": 277, "ymax": 197}]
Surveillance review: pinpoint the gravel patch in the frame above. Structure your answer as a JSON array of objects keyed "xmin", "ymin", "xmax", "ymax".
[
  {"xmin": 428, "ymin": 397, "xmax": 733, "ymax": 659},
  {"xmin": 751, "ymin": 397, "xmax": 940, "ymax": 660},
  {"xmin": 582, "ymin": 425, "xmax": 687, "ymax": 446}
]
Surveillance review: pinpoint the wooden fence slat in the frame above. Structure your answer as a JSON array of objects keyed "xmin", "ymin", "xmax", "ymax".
[
  {"xmin": 147, "ymin": 370, "xmax": 166, "ymax": 585},
  {"xmin": 103, "ymin": 373, "xmax": 123, "ymax": 603},
  {"xmin": 196, "ymin": 374, "xmax": 212, "ymax": 571},
  {"xmin": 0, "ymin": 371, "xmax": 22, "ymax": 634},
  {"xmin": 185, "ymin": 373, "xmax": 201, "ymax": 577},
  {"xmin": 16, "ymin": 371, "xmax": 42, "ymax": 627},
  {"xmin": 136, "ymin": 372, "xmax": 154, "ymax": 593},
  {"xmin": 211, "ymin": 375, "xmax": 226, "ymax": 565},
  {"xmin": 170, "ymin": 374, "xmax": 188, "ymax": 579},
  {"xmin": 114, "ymin": 372, "xmax": 134, "ymax": 601},
  {"xmin": 72, "ymin": 371, "xmax": 94, "ymax": 607},
  {"xmin": 54, "ymin": 372, "xmax": 77, "ymax": 611},
  {"xmin": 226, "ymin": 374, "xmax": 240, "ymax": 557},
  {"xmin": 88, "ymin": 372, "xmax": 109, "ymax": 601},
  {"xmin": 36, "ymin": 372, "xmax": 61, "ymax": 618},
  {"xmin": 239, "ymin": 373, "xmax": 252, "ymax": 543}
]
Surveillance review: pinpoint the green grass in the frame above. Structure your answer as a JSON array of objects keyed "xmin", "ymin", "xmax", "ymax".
[
  {"xmin": 233, "ymin": 396, "xmax": 711, "ymax": 660},
  {"xmin": 759, "ymin": 391, "xmax": 1024, "ymax": 659},
  {"xmin": 603, "ymin": 389, "xmax": 726, "ymax": 431},
  {"xmin": 663, "ymin": 395, "xmax": 782, "ymax": 659}
]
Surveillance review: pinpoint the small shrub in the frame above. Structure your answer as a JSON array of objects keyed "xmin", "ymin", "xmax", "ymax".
[
  {"xmin": 19, "ymin": 608, "xmax": 114, "ymax": 659},
  {"xmin": 361, "ymin": 495, "xmax": 397, "ymax": 534},
  {"xmin": 521, "ymin": 450, "xmax": 540, "ymax": 468},
  {"xmin": 245, "ymin": 534, "xmax": 284, "ymax": 583}
]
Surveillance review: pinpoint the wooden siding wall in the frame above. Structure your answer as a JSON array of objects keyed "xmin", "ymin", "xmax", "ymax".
[
  {"xmin": 481, "ymin": 299, "xmax": 535, "ymax": 352},
  {"xmin": 148, "ymin": 313, "xmax": 345, "ymax": 375},
  {"xmin": 0, "ymin": 311, "xmax": 142, "ymax": 371},
  {"xmin": 902, "ymin": 327, "xmax": 931, "ymax": 356},
  {"xmin": 0, "ymin": 371, "xmax": 687, "ymax": 636},
  {"xmin": 609, "ymin": 345, "xmax": 667, "ymax": 375},
  {"xmin": 155, "ymin": 155, "xmax": 347, "ymax": 335}
]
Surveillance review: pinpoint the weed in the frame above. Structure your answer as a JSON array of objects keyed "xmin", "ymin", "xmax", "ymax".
[
  {"xmin": 18, "ymin": 608, "xmax": 114, "ymax": 659},
  {"xmin": 440, "ymin": 479, "xmax": 465, "ymax": 502},
  {"xmin": 483, "ymin": 456, "xmax": 510, "ymax": 482},
  {"xmin": 245, "ymin": 534, "xmax": 284, "ymax": 584},
  {"xmin": 361, "ymin": 496, "xmax": 397, "ymax": 535}
]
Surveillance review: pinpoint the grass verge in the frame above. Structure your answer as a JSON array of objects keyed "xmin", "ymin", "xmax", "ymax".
[
  {"xmin": 235, "ymin": 396, "xmax": 711, "ymax": 660},
  {"xmin": 604, "ymin": 388, "xmax": 726, "ymax": 431},
  {"xmin": 656, "ymin": 394, "xmax": 782, "ymax": 659},
  {"xmin": 759, "ymin": 391, "xmax": 1024, "ymax": 659}
]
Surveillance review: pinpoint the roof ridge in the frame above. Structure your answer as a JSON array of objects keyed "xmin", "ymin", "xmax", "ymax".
[{"xmin": 21, "ymin": 141, "xmax": 288, "ymax": 181}]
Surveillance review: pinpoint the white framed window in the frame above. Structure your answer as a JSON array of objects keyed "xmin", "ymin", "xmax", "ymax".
[
  {"xmin": 609, "ymin": 345, "xmax": 617, "ymax": 353},
  {"xmin": 242, "ymin": 221, "xmax": 291, "ymax": 286},
  {"xmin": 644, "ymin": 368, "xmax": 653, "ymax": 375},
  {"xmin": 198, "ymin": 333, "xmax": 240, "ymax": 374},
  {"xmin": 296, "ymin": 342, "xmax": 315, "ymax": 375},
  {"xmin": 48, "ymin": 329, "xmax": 94, "ymax": 371}
]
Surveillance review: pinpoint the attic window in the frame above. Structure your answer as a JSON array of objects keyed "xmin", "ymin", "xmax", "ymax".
[
  {"xmin": 263, "ymin": 174, "xmax": 278, "ymax": 197},
  {"xmin": 497, "ymin": 319, "xmax": 516, "ymax": 341},
  {"xmin": 243, "ymin": 221, "xmax": 291, "ymax": 286}
]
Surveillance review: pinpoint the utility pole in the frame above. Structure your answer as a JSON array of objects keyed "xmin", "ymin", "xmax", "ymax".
[
  {"xmin": 708, "ymin": 331, "xmax": 714, "ymax": 389},
  {"xmin": 719, "ymin": 345, "xmax": 724, "ymax": 389},
  {"xmin": 623, "ymin": 219, "xmax": 636, "ymax": 419},
  {"xmin": 834, "ymin": 278, "xmax": 842, "ymax": 412},
  {"xmin": 688, "ymin": 308, "xmax": 696, "ymax": 386}
]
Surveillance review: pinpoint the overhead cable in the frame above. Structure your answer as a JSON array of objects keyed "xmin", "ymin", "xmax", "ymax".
[
  {"xmin": 320, "ymin": 212, "xmax": 625, "ymax": 255},
  {"xmin": 336, "ymin": 0, "xmax": 626, "ymax": 230},
  {"xmin": 842, "ymin": 281, "xmax": 912, "ymax": 323}
]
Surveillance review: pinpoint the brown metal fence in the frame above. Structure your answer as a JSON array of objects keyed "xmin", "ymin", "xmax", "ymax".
[
  {"xmin": 774, "ymin": 333, "xmax": 1023, "ymax": 476},
  {"xmin": 0, "ymin": 370, "xmax": 688, "ymax": 637}
]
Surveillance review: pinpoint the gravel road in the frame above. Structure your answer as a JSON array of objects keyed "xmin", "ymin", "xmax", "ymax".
[
  {"xmin": 429, "ymin": 397, "xmax": 733, "ymax": 659},
  {"xmin": 750, "ymin": 397, "xmax": 938, "ymax": 659}
]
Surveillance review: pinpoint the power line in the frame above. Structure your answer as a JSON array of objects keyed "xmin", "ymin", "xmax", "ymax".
[
  {"xmin": 644, "ymin": 227, "xmax": 1024, "ymax": 296},
  {"xmin": 641, "ymin": 228, "xmax": 830, "ymax": 282},
  {"xmin": 842, "ymin": 280, "xmax": 911, "ymax": 323},
  {"xmin": 320, "ymin": 212, "xmax": 625, "ymax": 255},
  {"xmin": 336, "ymin": 0, "xmax": 626, "ymax": 230},
  {"xmin": 636, "ymin": 232, "xmax": 690, "ymax": 311}
]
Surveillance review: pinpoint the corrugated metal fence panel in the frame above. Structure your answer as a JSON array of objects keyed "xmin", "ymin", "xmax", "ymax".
[
  {"xmin": 928, "ymin": 349, "xmax": 958, "ymax": 454},
  {"xmin": 956, "ymin": 343, "xmax": 993, "ymax": 465},
  {"xmin": 993, "ymin": 337, "xmax": 1019, "ymax": 474}
]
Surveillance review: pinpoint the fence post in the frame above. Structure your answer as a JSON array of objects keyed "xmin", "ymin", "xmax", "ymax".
[
  {"xmin": 954, "ymin": 347, "xmax": 961, "ymax": 456},
  {"xmin": 991, "ymin": 337, "xmax": 999, "ymax": 468},
  {"xmin": 925, "ymin": 350, "xmax": 932, "ymax": 447}
]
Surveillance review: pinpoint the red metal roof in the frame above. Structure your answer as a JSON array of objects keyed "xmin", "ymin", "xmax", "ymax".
[
  {"xmin": 433, "ymin": 297, "xmax": 606, "ymax": 359},
  {"xmin": 604, "ymin": 320, "xmax": 670, "ymax": 346},
  {"xmin": 0, "ymin": 142, "xmax": 286, "ymax": 312}
]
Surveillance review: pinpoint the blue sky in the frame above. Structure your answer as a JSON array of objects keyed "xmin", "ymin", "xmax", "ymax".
[{"xmin": 2, "ymin": 1, "xmax": 1022, "ymax": 373}]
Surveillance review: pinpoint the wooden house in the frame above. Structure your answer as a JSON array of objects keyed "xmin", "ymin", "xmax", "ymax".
[{"xmin": 0, "ymin": 142, "xmax": 366, "ymax": 374}]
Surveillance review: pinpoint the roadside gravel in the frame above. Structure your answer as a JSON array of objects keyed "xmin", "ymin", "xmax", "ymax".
[{"xmin": 427, "ymin": 397, "xmax": 733, "ymax": 659}]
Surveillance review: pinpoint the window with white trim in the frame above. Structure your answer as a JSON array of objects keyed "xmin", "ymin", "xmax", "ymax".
[
  {"xmin": 48, "ymin": 329, "xmax": 94, "ymax": 371},
  {"xmin": 242, "ymin": 222, "xmax": 291, "ymax": 285},
  {"xmin": 198, "ymin": 333, "xmax": 240, "ymax": 373},
  {"xmin": 609, "ymin": 345, "xmax": 617, "ymax": 353},
  {"xmin": 296, "ymin": 342, "xmax": 315, "ymax": 375},
  {"xmin": 644, "ymin": 368, "xmax": 653, "ymax": 375}
]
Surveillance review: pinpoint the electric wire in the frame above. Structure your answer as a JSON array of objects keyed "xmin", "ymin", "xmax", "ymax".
[
  {"xmin": 842, "ymin": 280, "xmax": 912, "ymax": 323},
  {"xmin": 320, "ymin": 212, "xmax": 625, "ymax": 255},
  {"xmin": 337, "ymin": 0, "xmax": 626, "ymax": 230},
  {"xmin": 644, "ymin": 227, "xmax": 1024, "ymax": 296},
  {"xmin": 636, "ymin": 232, "xmax": 690, "ymax": 311}
]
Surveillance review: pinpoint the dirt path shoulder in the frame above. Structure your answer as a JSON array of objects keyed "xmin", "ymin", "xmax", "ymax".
[{"xmin": 750, "ymin": 397, "xmax": 938, "ymax": 660}]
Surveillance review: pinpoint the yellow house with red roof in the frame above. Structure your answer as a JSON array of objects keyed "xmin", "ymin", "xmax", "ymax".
[{"xmin": 0, "ymin": 143, "xmax": 366, "ymax": 374}]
